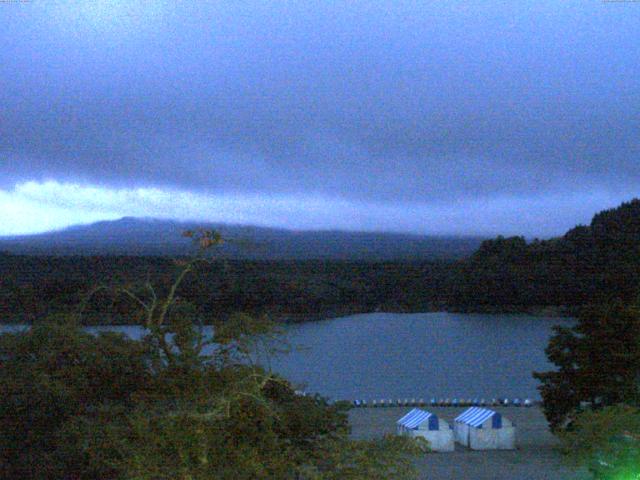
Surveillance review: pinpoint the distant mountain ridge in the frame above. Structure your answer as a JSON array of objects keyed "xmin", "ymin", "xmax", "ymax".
[
  {"xmin": 3, "ymin": 200, "xmax": 640, "ymax": 325},
  {"xmin": 0, "ymin": 217, "xmax": 485, "ymax": 260}
]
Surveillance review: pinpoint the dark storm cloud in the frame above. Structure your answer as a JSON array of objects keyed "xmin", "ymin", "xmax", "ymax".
[{"xmin": 1, "ymin": 1, "xmax": 639, "ymax": 233}]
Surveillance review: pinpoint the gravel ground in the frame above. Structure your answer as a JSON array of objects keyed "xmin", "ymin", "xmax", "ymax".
[{"xmin": 349, "ymin": 406, "xmax": 591, "ymax": 480}]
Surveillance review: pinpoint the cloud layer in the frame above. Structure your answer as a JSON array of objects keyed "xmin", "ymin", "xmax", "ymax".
[
  {"xmin": 1, "ymin": 1, "xmax": 639, "ymax": 235},
  {"xmin": 0, "ymin": 180, "xmax": 632, "ymax": 237}
]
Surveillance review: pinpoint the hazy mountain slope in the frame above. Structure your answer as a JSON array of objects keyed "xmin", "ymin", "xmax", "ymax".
[{"xmin": 0, "ymin": 217, "xmax": 484, "ymax": 260}]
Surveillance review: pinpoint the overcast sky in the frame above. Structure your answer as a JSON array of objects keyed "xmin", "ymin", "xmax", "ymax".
[{"xmin": 1, "ymin": 1, "xmax": 638, "ymax": 236}]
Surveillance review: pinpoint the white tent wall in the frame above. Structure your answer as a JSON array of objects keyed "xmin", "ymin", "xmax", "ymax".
[
  {"xmin": 454, "ymin": 422, "xmax": 470, "ymax": 447},
  {"xmin": 469, "ymin": 428, "xmax": 499, "ymax": 450},
  {"xmin": 497, "ymin": 427, "xmax": 516, "ymax": 449},
  {"xmin": 468, "ymin": 414, "xmax": 515, "ymax": 450},
  {"xmin": 410, "ymin": 426, "xmax": 455, "ymax": 452},
  {"xmin": 468, "ymin": 425, "xmax": 516, "ymax": 450}
]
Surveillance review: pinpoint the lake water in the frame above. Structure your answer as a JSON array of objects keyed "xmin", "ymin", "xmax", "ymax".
[{"xmin": 0, "ymin": 312, "xmax": 573, "ymax": 401}]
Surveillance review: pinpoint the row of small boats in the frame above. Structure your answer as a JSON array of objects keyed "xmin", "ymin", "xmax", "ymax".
[
  {"xmin": 351, "ymin": 398, "xmax": 534, "ymax": 408},
  {"xmin": 292, "ymin": 390, "xmax": 535, "ymax": 408}
]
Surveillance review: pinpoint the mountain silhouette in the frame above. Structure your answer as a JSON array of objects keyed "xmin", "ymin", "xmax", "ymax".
[{"xmin": 0, "ymin": 217, "xmax": 484, "ymax": 260}]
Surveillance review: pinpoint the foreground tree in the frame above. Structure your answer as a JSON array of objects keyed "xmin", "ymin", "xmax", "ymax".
[
  {"xmin": 534, "ymin": 301, "xmax": 640, "ymax": 431},
  {"xmin": 0, "ymin": 230, "xmax": 425, "ymax": 479},
  {"xmin": 0, "ymin": 319, "xmax": 153, "ymax": 479},
  {"xmin": 558, "ymin": 405, "xmax": 640, "ymax": 479}
]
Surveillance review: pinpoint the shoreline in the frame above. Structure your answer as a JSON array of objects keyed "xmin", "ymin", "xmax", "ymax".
[
  {"xmin": 273, "ymin": 303, "xmax": 578, "ymax": 324},
  {"xmin": 0, "ymin": 305, "xmax": 576, "ymax": 326}
]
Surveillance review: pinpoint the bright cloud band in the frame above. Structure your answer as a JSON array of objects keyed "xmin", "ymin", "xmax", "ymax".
[{"xmin": 0, "ymin": 180, "xmax": 633, "ymax": 237}]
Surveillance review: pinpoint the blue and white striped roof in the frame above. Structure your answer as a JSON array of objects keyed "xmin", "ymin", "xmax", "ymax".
[
  {"xmin": 397, "ymin": 408, "xmax": 434, "ymax": 429},
  {"xmin": 454, "ymin": 407, "xmax": 499, "ymax": 428}
]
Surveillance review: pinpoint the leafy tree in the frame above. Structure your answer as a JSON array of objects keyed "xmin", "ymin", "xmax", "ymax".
[
  {"xmin": 0, "ymin": 229, "xmax": 424, "ymax": 479},
  {"xmin": 0, "ymin": 318, "xmax": 153, "ymax": 479},
  {"xmin": 533, "ymin": 302, "xmax": 640, "ymax": 431},
  {"xmin": 558, "ymin": 405, "xmax": 640, "ymax": 479},
  {"xmin": 446, "ymin": 198, "xmax": 640, "ymax": 313}
]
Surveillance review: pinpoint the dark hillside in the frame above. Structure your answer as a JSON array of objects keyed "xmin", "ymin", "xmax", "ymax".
[
  {"xmin": 446, "ymin": 199, "xmax": 640, "ymax": 313},
  {"xmin": 0, "ymin": 254, "xmax": 451, "ymax": 324}
]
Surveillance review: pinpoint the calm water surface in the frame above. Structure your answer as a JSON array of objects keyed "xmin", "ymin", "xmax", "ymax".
[
  {"xmin": 1, "ymin": 312, "xmax": 573, "ymax": 400},
  {"xmin": 269, "ymin": 312, "xmax": 573, "ymax": 400}
]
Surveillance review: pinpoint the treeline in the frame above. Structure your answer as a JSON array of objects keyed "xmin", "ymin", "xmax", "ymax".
[
  {"xmin": 2, "ymin": 198, "xmax": 640, "ymax": 323},
  {"xmin": 446, "ymin": 199, "xmax": 640, "ymax": 313},
  {"xmin": 0, "ymin": 255, "xmax": 452, "ymax": 324}
]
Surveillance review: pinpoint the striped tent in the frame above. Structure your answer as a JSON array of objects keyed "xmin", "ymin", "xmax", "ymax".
[
  {"xmin": 396, "ymin": 408, "xmax": 454, "ymax": 452},
  {"xmin": 454, "ymin": 407, "xmax": 515, "ymax": 450},
  {"xmin": 454, "ymin": 407, "xmax": 503, "ymax": 429},
  {"xmin": 397, "ymin": 408, "xmax": 439, "ymax": 432}
]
